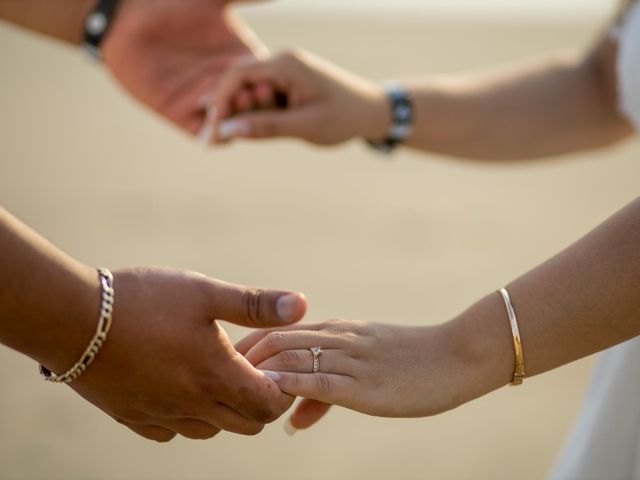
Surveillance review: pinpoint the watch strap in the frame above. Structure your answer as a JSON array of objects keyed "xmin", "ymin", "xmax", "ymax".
[
  {"xmin": 83, "ymin": 0, "xmax": 121, "ymax": 60},
  {"xmin": 367, "ymin": 83, "xmax": 414, "ymax": 154}
]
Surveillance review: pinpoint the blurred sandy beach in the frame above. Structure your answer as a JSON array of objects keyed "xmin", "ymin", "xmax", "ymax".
[{"xmin": 1, "ymin": 3, "xmax": 640, "ymax": 479}]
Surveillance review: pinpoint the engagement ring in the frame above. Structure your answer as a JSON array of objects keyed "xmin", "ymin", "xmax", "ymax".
[{"xmin": 310, "ymin": 347, "xmax": 322, "ymax": 373}]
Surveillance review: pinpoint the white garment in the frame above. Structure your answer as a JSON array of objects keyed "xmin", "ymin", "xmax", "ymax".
[
  {"xmin": 550, "ymin": 338, "xmax": 640, "ymax": 479},
  {"xmin": 550, "ymin": 4, "xmax": 640, "ymax": 479},
  {"xmin": 617, "ymin": 1, "xmax": 640, "ymax": 131}
]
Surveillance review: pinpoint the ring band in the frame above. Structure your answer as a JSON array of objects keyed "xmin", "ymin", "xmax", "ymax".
[{"xmin": 310, "ymin": 347, "xmax": 322, "ymax": 373}]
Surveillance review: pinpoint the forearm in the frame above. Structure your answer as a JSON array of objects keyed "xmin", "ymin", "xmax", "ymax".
[
  {"xmin": 0, "ymin": 0, "xmax": 95, "ymax": 44},
  {"xmin": 397, "ymin": 39, "xmax": 633, "ymax": 160},
  {"xmin": 449, "ymin": 197, "xmax": 640, "ymax": 403},
  {"xmin": 0, "ymin": 207, "xmax": 99, "ymax": 372}
]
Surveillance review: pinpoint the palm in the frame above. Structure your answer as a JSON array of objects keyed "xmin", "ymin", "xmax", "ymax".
[{"xmin": 102, "ymin": 0, "xmax": 266, "ymax": 134}]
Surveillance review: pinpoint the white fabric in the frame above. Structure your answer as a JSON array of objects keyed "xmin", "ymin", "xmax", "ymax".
[
  {"xmin": 550, "ymin": 338, "xmax": 640, "ymax": 480},
  {"xmin": 616, "ymin": 1, "xmax": 640, "ymax": 131},
  {"xmin": 550, "ymin": 5, "xmax": 640, "ymax": 478}
]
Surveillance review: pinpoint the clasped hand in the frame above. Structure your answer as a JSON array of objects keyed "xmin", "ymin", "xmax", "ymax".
[
  {"xmin": 68, "ymin": 267, "xmax": 306, "ymax": 442},
  {"xmin": 235, "ymin": 319, "xmax": 479, "ymax": 433}
]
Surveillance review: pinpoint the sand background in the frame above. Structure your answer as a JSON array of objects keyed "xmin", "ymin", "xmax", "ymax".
[{"xmin": 1, "ymin": 4, "xmax": 640, "ymax": 479}]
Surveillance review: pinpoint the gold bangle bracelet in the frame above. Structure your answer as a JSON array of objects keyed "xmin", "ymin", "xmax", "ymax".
[
  {"xmin": 39, "ymin": 268, "xmax": 114, "ymax": 383},
  {"xmin": 499, "ymin": 287, "xmax": 525, "ymax": 386}
]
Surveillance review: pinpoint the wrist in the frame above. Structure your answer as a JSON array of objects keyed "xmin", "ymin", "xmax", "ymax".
[
  {"xmin": 356, "ymin": 85, "xmax": 390, "ymax": 141},
  {"xmin": 31, "ymin": 264, "xmax": 102, "ymax": 374},
  {"xmin": 443, "ymin": 293, "xmax": 516, "ymax": 399}
]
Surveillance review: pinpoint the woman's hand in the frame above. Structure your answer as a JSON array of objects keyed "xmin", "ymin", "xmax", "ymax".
[
  {"xmin": 208, "ymin": 49, "xmax": 389, "ymax": 145},
  {"xmin": 236, "ymin": 319, "xmax": 488, "ymax": 431}
]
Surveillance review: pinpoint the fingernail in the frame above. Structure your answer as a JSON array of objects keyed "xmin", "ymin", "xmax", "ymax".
[
  {"xmin": 197, "ymin": 121, "xmax": 214, "ymax": 146},
  {"xmin": 218, "ymin": 119, "xmax": 251, "ymax": 139},
  {"xmin": 261, "ymin": 370, "xmax": 280, "ymax": 381},
  {"xmin": 284, "ymin": 418, "xmax": 297, "ymax": 436},
  {"xmin": 276, "ymin": 294, "xmax": 300, "ymax": 322},
  {"xmin": 197, "ymin": 105, "xmax": 217, "ymax": 146}
]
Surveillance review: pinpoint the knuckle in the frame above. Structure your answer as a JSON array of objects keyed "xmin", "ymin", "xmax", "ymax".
[
  {"xmin": 264, "ymin": 331, "xmax": 286, "ymax": 351},
  {"xmin": 153, "ymin": 430, "xmax": 177, "ymax": 443},
  {"xmin": 316, "ymin": 373, "xmax": 332, "ymax": 395},
  {"xmin": 275, "ymin": 350, "xmax": 301, "ymax": 370},
  {"xmin": 242, "ymin": 422, "xmax": 266, "ymax": 436},
  {"xmin": 250, "ymin": 405, "xmax": 279, "ymax": 424},
  {"xmin": 241, "ymin": 288, "xmax": 264, "ymax": 326},
  {"xmin": 323, "ymin": 318, "xmax": 347, "ymax": 334},
  {"xmin": 179, "ymin": 422, "xmax": 220, "ymax": 440},
  {"xmin": 279, "ymin": 48, "xmax": 300, "ymax": 63}
]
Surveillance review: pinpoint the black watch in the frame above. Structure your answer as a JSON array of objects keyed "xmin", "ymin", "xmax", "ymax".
[
  {"xmin": 366, "ymin": 83, "xmax": 414, "ymax": 154},
  {"xmin": 83, "ymin": 0, "xmax": 121, "ymax": 60}
]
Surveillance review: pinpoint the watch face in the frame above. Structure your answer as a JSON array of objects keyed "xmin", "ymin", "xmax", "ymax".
[{"xmin": 86, "ymin": 12, "xmax": 108, "ymax": 36}]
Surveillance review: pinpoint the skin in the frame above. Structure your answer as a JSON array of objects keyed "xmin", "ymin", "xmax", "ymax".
[
  {"xmin": 209, "ymin": 37, "xmax": 633, "ymax": 156},
  {"xmin": 0, "ymin": 207, "xmax": 307, "ymax": 441},
  {"xmin": 0, "ymin": 1, "xmax": 309, "ymax": 441},
  {"xmin": 0, "ymin": 0, "xmax": 268, "ymax": 135},
  {"xmin": 238, "ymin": 197, "xmax": 640, "ymax": 432},
  {"xmin": 210, "ymin": 17, "xmax": 640, "ymax": 430}
]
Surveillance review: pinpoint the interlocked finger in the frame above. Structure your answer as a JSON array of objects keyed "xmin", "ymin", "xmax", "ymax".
[
  {"xmin": 256, "ymin": 348, "xmax": 355, "ymax": 376},
  {"xmin": 244, "ymin": 330, "xmax": 347, "ymax": 366}
]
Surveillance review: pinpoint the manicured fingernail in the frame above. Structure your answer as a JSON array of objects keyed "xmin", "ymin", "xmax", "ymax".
[
  {"xmin": 261, "ymin": 370, "xmax": 280, "ymax": 381},
  {"xmin": 276, "ymin": 294, "xmax": 300, "ymax": 322},
  {"xmin": 218, "ymin": 119, "xmax": 251, "ymax": 139},
  {"xmin": 197, "ymin": 121, "xmax": 213, "ymax": 145},
  {"xmin": 197, "ymin": 105, "xmax": 217, "ymax": 146},
  {"xmin": 284, "ymin": 418, "xmax": 297, "ymax": 436}
]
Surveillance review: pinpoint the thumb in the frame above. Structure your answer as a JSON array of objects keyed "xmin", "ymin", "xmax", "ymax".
[
  {"xmin": 285, "ymin": 399, "xmax": 332, "ymax": 435},
  {"xmin": 217, "ymin": 108, "xmax": 315, "ymax": 141},
  {"xmin": 206, "ymin": 279, "xmax": 307, "ymax": 328}
]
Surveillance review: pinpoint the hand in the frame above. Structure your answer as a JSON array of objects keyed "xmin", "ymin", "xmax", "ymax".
[
  {"xmin": 236, "ymin": 319, "xmax": 482, "ymax": 432},
  {"xmin": 59, "ymin": 267, "xmax": 306, "ymax": 442},
  {"xmin": 207, "ymin": 49, "xmax": 389, "ymax": 145},
  {"xmin": 101, "ymin": 0, "xmax": 268, "ymax": 136}
]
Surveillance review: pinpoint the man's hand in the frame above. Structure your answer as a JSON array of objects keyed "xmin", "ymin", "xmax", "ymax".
[
  {"xmin": 102, "ymin": 0, "xmax": 268, "ymax": 136},
  {"xmin": 66, "ymin": 267, "xmax": 306, "ymax": 441}
]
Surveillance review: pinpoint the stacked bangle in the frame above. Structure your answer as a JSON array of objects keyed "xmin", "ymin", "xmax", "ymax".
[
  {"xmin": 499, "ymin": 287, "xmax": 525, "ymax": 386},
  {"xmin": 40, "ymin": 268, "xmax": 114, "ymax": 383}
]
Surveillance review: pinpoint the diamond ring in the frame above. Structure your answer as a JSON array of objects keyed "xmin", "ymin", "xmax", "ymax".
[{"xmin": 310, "ymin": 347, "xmax": 322, "ymax": 373}]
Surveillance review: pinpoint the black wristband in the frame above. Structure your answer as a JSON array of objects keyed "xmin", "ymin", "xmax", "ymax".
[
  {"xmin": 367, "ymin": 84, "xmax": 414, "ymax": 154},
  {"xmin": 83, "ymin": 0, "xmax": 121, "ymax": 59}
]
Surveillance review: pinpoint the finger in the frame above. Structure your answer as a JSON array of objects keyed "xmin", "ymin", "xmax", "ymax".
[
  {"xmin": 233, "ymin": 88, "xmax": 256, "ymax": 113},
  {"xmin": 161, "ymin": 418, "xmax": 221, "ymax": 440},
  {"xmin": 244, "ymin": 328, "xmax": 346, "ymax": 366},
  {"xmin": 211, "ymin": 55, "xmax": 296, "ymax": 143},
  {"xmin": 253, "ymin": 81, "xmax": 276, "ymax": 110},
  {"xmin": 213, "ymin": 58, "xmax": 288, "ymax": 121},
  {"xmin": 219, "ymin": 354, "xmax": 296, "ymax": 423},
  {"xmin": 235, "ymin": 328, "xmax": 273, "ymax": 356},
  {"xmin": 286, "ymin": 399, "xmax": 332, "ymax": 434},
  {"xmin": 234, "ymin": 321, "xmax": 315, "ymax": 356},
  {"xmin": 257, "ymin": 348, "xmax": 356, "ymax": 375},
  {"xmin": 206, "ymin": 279, "xmax": 307, "ymax": 328},
  {"xmin": 270, "ymin": 371, "xmax": 356, "ymax": 405},
  {"xmin": 197, "ymin": 403, "xmax": 266, "ymax": 436},
  {"xmin": 196, "ymin": 104, "xmax": 217, "ymax": 146},
  {"xmin": 118, "ymin": 421, "xmax": 177, "ymax": 443},
  {"xmin": 216, "ymin": 107, "xmax": 317, "ymax": 141}
]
